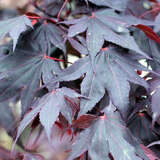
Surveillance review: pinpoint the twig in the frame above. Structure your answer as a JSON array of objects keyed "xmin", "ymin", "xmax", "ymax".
[{"xmin": 57, "ymin": 0, "xmax": 70, "ymax": 21}]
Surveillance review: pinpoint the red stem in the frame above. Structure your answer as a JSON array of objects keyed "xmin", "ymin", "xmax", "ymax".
[
  {"xmin": 57, "ymin": 0, "xmax": 69, "ymax": 21},
  {"xmin": 44, "ymin": 55, "xmax": 72, "ymax": 64},
  {"xmin": 26, "ymin": 15, "xmax": 41, "ymax": 19}
]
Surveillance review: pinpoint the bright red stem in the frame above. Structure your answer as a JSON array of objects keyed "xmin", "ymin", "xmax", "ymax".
[
  {"xmin": 44, "ymin": 55, "xmax": 64, "ymax": 62},
  {"xmin": 44, "ymin": 54, "xmax": 72, "ymax": 64},
  {"xmin": 25, "ymin": 12, "xmax": 41, "ymax": 19},
  {"xmin": 26, "ymin": 15, "xmax": 41, "ymax": 19}
]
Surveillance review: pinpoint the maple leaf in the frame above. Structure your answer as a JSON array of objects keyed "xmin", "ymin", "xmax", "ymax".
[
  {"xmin": 64, "ymin": 9, "xmax": 155, "ymax": 61},
  {"xmin": 87, "ymin": 0, "xmax": 129, "ymax": 11},
  {"xmin": 67, "ymin": 102, "xmax": 150, "ymax": 160},
  {"xmin": 0, "ymin": 15, "xmax": 32, "ymax": 51},
  {"xmin": 1, "ymin": 0, "xmax": 160, "ymax": 159},
  {"xmin": 48, "ymin": 47, "xmax": 149, "ymax": 118},
  {"xmin": 13, "ymin": 87, "xmax": 83, "ymax": 149},
  {"xmin": 29, "ymin": 22, "xmax": 66, "ymax": 54},
  {"xmin": 0, "ymin": 45, "xmax": 62, "ymax": 115},
  {"xmin": 91, "ymin": 103, "xmax": 150, "ymax": 160}
]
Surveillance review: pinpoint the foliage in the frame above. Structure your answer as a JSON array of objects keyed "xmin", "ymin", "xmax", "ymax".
[{"xmin": 0, "ymin": 0, "xmax": 160, "ymax": 159}]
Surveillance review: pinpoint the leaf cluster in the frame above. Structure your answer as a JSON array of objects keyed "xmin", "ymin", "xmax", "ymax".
[{"xmin": 0, "ymin": 0, "xmax": 160, "ymax": 159}]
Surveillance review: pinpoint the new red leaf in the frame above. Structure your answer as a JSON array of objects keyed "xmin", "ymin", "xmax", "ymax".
[
  {"xmin": 72, "ymin": 114, "xmax": 98, "ymax": 129},
  {"xmin": 135, "ymin": 24, "xmax": 160, "ymax": 45}
]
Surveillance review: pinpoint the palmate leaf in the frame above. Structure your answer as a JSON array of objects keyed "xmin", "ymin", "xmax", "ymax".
[
  {"xmin": 64, "ymin": 9, "xmax": 155, "ymax": 60},
  {"xmin": 100, "ymin": 103, "xmax": 150, "ymax": 160},
  {"xmin": 48, "ymin": 47, "xmax": 149, "ymax": 118},
  {"xmin": 13, "ymin": 87, "xmax": 82, "ymax": 148},
  {"xmin": 0, "ymin": 46, "xmax": 61, "ymax": 115},
  {"xmin": 87, "ymin": 0, "xmax": 129, "ymax": 11},
  {"xmin": 79, "ymin": 47, "xmax": 149, "ymax": 118},
  {"xmin": 68, "ymin": 102, "xmax": 150, "ymax": 160},
  {"xmin": 41, "ymin": 87, "xmax": 83, "ymax": 135},
  {"xmin": 0, "ymin": 15, "xmax": 32, "ymax": 51},
  {"xmin": 30, "ymin": 22, "xmax": 66, "ymax": 54}
]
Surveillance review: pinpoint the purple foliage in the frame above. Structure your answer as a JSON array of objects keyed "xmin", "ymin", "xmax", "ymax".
[{"xmin": 0, "ymin": 0, "xmax": 160, "ymax": 159}]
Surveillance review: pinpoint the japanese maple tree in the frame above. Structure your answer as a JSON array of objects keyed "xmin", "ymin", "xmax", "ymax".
[{"xmin": 0, "ymin": 0, "xmax": 160, "ymax": 159}]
